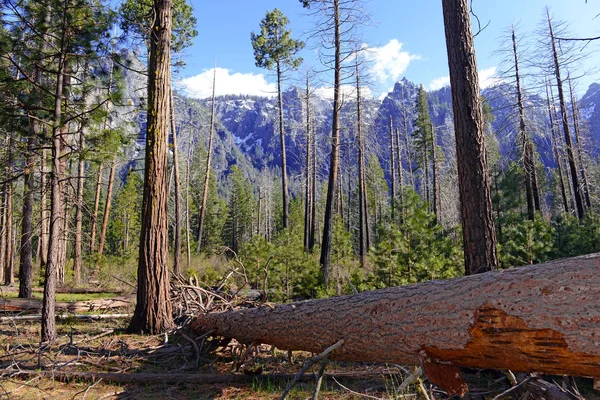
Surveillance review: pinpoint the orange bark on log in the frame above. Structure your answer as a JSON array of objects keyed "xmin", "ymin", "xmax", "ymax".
[{"xmin": 192, "ymin": 254, "xmax": 600, "ymax": 395}]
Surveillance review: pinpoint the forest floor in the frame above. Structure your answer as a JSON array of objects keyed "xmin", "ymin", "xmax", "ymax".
[{"xmin": 1, "ymin": 286, "xmax": 598, "ymax": 400}]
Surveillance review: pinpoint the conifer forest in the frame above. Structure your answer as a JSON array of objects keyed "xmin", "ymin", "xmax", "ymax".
[{"xmin": 2, "ymin": 0, "xmax": 600, "ymax": 398}]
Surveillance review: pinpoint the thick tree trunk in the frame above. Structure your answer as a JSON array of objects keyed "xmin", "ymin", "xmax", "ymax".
[
  {"xmin": 320, "ymin": 0, "xmax": 341, "ymax": 286},
  {"xmin": 128, "ymin": 0, "xmax": 174, "ymax": 334},
  {"xmin": 442, "ymin": 0, "xmax": 498, "ymax": 275},
  {"xmin": 196, "ymin": 66, "xmax": 216, "ymax": 253},
  {"xmin": 170, "ymin": 83, "xmax": 182, "ymax": 275},
  {"xmin": 42, "ymin": 38, "xmax": 67, "ymax": 342},
  {"xmin": 547, "ymin": 11, "xmax": 584, "ymax": 219},
  {"xmin": 192, "ymin": 253, "xmax": 600, "ymax": 397}
]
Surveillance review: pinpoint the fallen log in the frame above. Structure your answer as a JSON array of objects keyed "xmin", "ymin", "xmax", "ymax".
[
  {"xmin": 191, "ymin": 253, "xmax": 600, "ymax": 396},
  {"xmin": 0, "ymin": 295, "xmax": 134, "ymax": 313}
]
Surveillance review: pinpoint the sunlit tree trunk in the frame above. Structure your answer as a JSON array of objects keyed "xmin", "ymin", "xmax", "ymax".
[
  {"xmin": 42, "ymin": 29, "xmax": 68, "ymax": 341},
  {"xmin": 128, "ymin": 0, "xmax": 174, "ymax": 334},
  {"xmin": 442, "ymin": 0, "xmax": 498, "ymax": 275}
]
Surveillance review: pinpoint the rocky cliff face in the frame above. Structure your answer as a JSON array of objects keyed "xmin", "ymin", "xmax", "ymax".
[{"xmin": 121, "ymin": 59, "xmax": 599, "ymax": 193}]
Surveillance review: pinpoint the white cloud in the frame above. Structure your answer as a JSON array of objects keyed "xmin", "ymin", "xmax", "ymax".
[
  {"xmin": 315, "ymin": 85, "xmax": 373, "ymax": 100},
  {"xmin": 429, "ymin": 76, "xmax": 450, "ymax": 91},
  {"xmin": 428, "ymin": 67, "xmax": 503, "ymax": 91},
  {"xmin": 177, "ymin": 67, "xmax": 276, "ymax": 98},
  {"xmin": 364, "ymin": 39, "xmax": 420, "ymax": 83},
  {"xmin": 478, "ymin": 67, "xmax": 503, "ymax": 89}
]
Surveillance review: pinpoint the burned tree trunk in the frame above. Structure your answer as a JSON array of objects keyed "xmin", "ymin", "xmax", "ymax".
[{"xmin": 193, "ymin": 253, "xmax": 600, "ymax": 396}]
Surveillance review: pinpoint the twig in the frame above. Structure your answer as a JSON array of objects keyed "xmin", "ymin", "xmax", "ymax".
[
  {"xmin": 73, "ymin": 377, "xmax": 103, "ymax": 400},
  {"xmin": 110, "ymin": 274, "xmax": 136, "ymax": 290},
  {"xmin": 179, "ymin": 330, "xmax": 200, "ymax": 369},
  {"xmin": 279, "ymin": 338, "xmax": 344, "ymax": 400},
  {"xmin": 397, "ymin": 366, "xmax": 422, "ymax": 393},
  {"xmin": 331, "ymin": 376, "xmax": 385, "ymax": 400},
  {"xmin": 311, "ymin": 360, "xmax": 328, "ymax": 400},
  {"xmin": 491, "ymin": 377, "xmax": 532, "ymax": 400}
]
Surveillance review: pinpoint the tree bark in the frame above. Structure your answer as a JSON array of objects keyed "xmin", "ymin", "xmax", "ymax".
[
  {"xmin": 42, "ymin": 27, "xmax": 68, "ymax": 341},
  {"xmin": 128, "ymin": 0, "xmax": 174, "ymax": 334},
  {"xmin": 196, "ymin": 66, "xmax": 216, "ymax": 253},
  {"xmin": 39, "ymin": 149, "xmax": 49, "ymax": 270},
  {"xmin": 0, "ymin": 156, "xmax": 6, "ymax": 284},
  {"xmin": 441, "ymin": 0, "xmax": 498, "ymax": 275},
  {"xmin": 547, "ymin": 10, "xmax": 584, "ymax": 219},
  {"xmin": 4, "ymin": 135, "xmax": 14, "ymax": 285},
  {"xmin": 192, "ymin": 253, "xmax": 600, "ymax": 397},
  {"xmin": 320, "ymin": 0, "xmax": 341, "ymax": 286}
]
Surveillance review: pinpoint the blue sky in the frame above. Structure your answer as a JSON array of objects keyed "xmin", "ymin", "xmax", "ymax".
[{"xmin": 176, "ymin": 0, "xmax": 600, "ymax": 99}]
